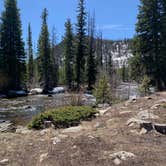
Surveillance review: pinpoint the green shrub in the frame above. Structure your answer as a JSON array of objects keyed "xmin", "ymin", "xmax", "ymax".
[
  {"xmin": 93, "ymin": 75, "xmax": 112, "ymax": 104},
  {"xmin": 28, "ymin": 106, "xmax": 97, "ymax": 130},
  {"xmin": 139, "ymin": 75, "xmax": 151, "ymax": 96}
]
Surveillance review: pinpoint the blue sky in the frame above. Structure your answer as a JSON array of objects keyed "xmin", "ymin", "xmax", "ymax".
[{"xmin": 0, "ymin": 0, "xmax": 140, "ymax": 45}]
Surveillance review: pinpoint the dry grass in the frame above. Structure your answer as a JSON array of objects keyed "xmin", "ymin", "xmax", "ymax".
[{"xmin": 1, "ymin": 92, "xmax": 166, "ymax": 165}]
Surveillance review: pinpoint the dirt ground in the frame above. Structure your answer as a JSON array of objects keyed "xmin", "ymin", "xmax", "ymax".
[{"xmin": 1, "ymin": 92, "xmax": 166, "ymax": 166}]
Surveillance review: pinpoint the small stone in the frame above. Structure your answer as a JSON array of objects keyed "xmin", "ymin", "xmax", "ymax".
[
  {"xmin": 16, "ymin": 126, "xmax": 31, "ymax": 134},
  {"xmin": 95, "ymin": 113, "xmax": 100, "ymax": 117},
  {"xmin": 39, "ymin": 153, "xmax": 48, "ymax": 163},
  {"xmin": 120, "ymin": 111, "xmax": 132, "ymax": 115},
  {"xmin": 51, "ymin": 137, "xmax": 61, "ymax": 145},
  {"xmin": 98, "ymin": 103, "xmax": 110, "ymax": 108},
  {"xmin": 40, "ymin": 129, "xmax": 50, "ymax": 136},
  {"xmin": 94, "ymin": 122, "xmax": 102, "ymax": 128},
  {"xmin": 98, "ymin": 107, "xmax": 111, "ymax": 116},
  {"xmin": 145, "ymin": 96, "xmax": 152, "ymax": 100},
  {"xmin": 58, "ymin": 134, "xmax": 68, "ymax": 139},
  {"xmin": 44, "ymin": 121, "xmax": 52, "ymax": 128},
  {"xmin": 72, "ymin": 145, "xmax": 77, "ymax": 149},
  {"xmin": 140, "ymin": 128, "xmax": 148, "ymax": 135},
  {"xmin": 113, "ymin": 158, "xmax": 121, "ymax": 165},
  {"xmin": 151, "ymin": 104, "xmax": 161, "ymax": 110},
  {"xmin": 88, "ymin": 135, "xmax": 95, "ymax": 139},
  {"xmin": 0, "ymin": 159, "xmax": 9, "ymax": 164},
  {"xmin": 62, "ymin": 126, "xmax": 82, "ymax": 133}
]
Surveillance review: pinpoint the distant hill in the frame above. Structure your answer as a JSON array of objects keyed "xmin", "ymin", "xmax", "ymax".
[
  {"xmin": 54, "ymin": 38, "xmax": 133, "ymax": 69},
  {"xmin": 102, "ymin": 39, "xmax": 133, "ymax": 68}
]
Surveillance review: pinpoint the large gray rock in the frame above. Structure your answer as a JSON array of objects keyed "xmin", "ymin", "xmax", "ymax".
[
  {"xmin": 110, "ymin": 151, "xmax": 136, "ymax": 165},
  {"xmin": 16, "ymin": 126, "xmax": 31, "ymax": 134},
  {"xmin": 137, "ymin": 110, "xmax": 159, "ymax": 120},
  {"xmin": 30, "ymin": 88, "xmax": 43, "ymax": 95},
  {"xmin": 62, "ymin": 126, "xmax": 83, "ymax": 133},
  {"xmin": 0, "ymin": 159, "xmax": 9, "ymax": 164},
  {"xmin": 0, "ymin": 121, "xmax": 15, "ymax": 132}
]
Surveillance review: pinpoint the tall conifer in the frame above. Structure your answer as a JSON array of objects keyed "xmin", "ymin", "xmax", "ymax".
[{"xmin": 0, "ymin": 0, "xmax": 26, "ymax": 90}]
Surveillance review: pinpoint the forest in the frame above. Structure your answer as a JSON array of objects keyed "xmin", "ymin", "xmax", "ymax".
[{"xmin": 0, "ymin": 0, "xmax": 165, "ymax": 97}]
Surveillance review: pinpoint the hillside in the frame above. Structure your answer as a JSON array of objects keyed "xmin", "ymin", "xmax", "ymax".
[
  {"xmin": 55, "ymin": 39, "xmax": 133, "ymax": 69},
  {"xmin": 1, "ymin": 92, "xmax": 166, "ymax": 165}
]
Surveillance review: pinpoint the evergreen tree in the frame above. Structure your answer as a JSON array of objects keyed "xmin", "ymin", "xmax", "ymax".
[
  {"xmin": 135, "ymin": 0, "xmax": 163, "ymax": 90},
  {"xmin": 87, "ymin": 15, "xmax": 96, "ymax": 90},
  {"xmin": 96, "ymin": 32, "xmax": 103, "ymax": 69},
  {"xmin": 51, "ymin": 27, "xmax": 58, "ymax": 87},
  {"xmin": 0, "ymin": 0, "xmax": 26, "ymax": 90},
  {"xmin": 75, "ymin": 0, "xmax": 87, "ymax": 89},
  {"xmin": 38, "ymin": 8, "xmax": 53, "ymax": 93},
  {"xmin": 64, "ymin": 19, "xmax": 74, "ymax": 89},
  {"xmin": 122, "ymin": 63, "xmax": 126, "ymax": 82},
  {"xmin": 160, "ymin": 0, "xmax": 166, "ymax": 87},
  {"xmin": 27, "ymin": 23, "xmax": 34, "ymax": 87}
]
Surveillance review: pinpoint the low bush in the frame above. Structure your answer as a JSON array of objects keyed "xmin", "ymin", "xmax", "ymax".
[
  {"xmin": 139, "ymin": 75, "xmax": 151, "ymax": 96},
  {"xmin": 93, "ymin": 75, "xmax": 112, "ymax": 104},
  {"xmin": 28, "ymin": 106, "xmax": 97, "ymax": 130}
]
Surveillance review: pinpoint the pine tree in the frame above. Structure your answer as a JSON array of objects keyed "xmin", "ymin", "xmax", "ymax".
[
  {"xmin": 122, "ymin": 63, "xmax": 126, "ymax": 82},
  {"xmin": 38, "ymin": 8, "xmax": 53, "ymax": 93},
  {"xmin": 75, "ymin": 0, "xmax": 87, "ymax": 89},
  {"xmin": 160, "ymin": 0, "xmax": 166, "ymax": 87},
  {"xmin": 96, "ymin": 32, "xmax": 103, "ymax": 70},
  {"xmin": 27, "ymin": 23, "xmax": 34, "ymax": 87},
  {"xmin": 51, "ymin": 27, "xmax": 58, "ymax": 87},
  {"xmin": 87, "ymin": 14, "xmax": 96, "ymax": 90},
  {"xmin": 135, "ymin": 0, "xmax": 163, "ymax": 90},
  {"xmin": 64, "ymin": 19, "xmax": 74, "ymax": 89},
  {"xmin": 0, "ymin": 0, "xmax": 26, "ymax": 90}
]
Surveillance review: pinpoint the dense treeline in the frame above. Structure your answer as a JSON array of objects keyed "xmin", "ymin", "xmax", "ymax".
[
  {"xmin": 130, "ymin": 0, "xmax": 166, "ymax": 90},
  {"xmin": 1, "ymin": 0, "xmax": 165, "ymax": 95},
  {"xmin": 0, "ymin": 0, "xmax": 108, "ymax": 94}
]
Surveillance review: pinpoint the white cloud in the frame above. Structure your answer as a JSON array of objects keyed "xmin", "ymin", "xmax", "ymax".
[{"xmin": 97, "ymin": 24, "xmax": 132, "ymax": 31}]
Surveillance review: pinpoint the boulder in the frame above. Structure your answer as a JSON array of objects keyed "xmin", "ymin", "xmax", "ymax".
[
  {"xmin": 110, "ymin": 151, "xmax": 136, "ymax": 165},
  {"xmin": 49, "ymin": 87, "xmax": 65, "ymax": 94},
  {"xmin": 127, "ymin": 118, "xmax": 153, "ymax": 133},
  {"xmin": 140, "ymin": 122, "xmax": 153, "ymax": 132},
  {"xmin": 16, "ymin": 126, "xmax": 31, "ymax": 134},
  {"xmin": 62, "ymin": 126, "xmax": 83, "ymax": 133},
  {"xmin": 0, "ymin": 121, "xmax": 15, "ymax": 132},
  {"xmin": 0, "ymin": 159, "xmax": 9, "ymax": 164},
  {"xmin": 127, "ymin": 118, "xmax": 147, "ymax": 127},
  {"xmin": 30, "ymin": 88, "xmax": 43, "ymax": 95},
  {"xmin": 137, "ymin": 110, "xmax": 159, "ymax": 120}
]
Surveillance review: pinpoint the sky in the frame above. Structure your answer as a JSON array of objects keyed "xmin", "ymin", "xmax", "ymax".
[{"xmin": 0, "ymin": 0, "xmax": 140, "ymax": 45}]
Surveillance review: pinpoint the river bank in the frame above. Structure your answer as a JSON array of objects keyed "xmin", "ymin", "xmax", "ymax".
[{"xmin": 0, "ymin": 92, "xmax": 166, "ymax": 165}]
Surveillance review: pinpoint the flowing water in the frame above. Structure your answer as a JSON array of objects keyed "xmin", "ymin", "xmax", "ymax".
[
  {"xmin": 0, "ymin": 84, "xmax": 139, "ymax": 126},
  {"xmin": 0, "ymin": 94, "xmax": 77, "ymax": 126}
]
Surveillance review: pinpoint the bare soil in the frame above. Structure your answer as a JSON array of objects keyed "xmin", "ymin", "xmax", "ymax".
[{"xmin": 1, "ymin": 92, "xmax": 166, "ymax": 166}]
